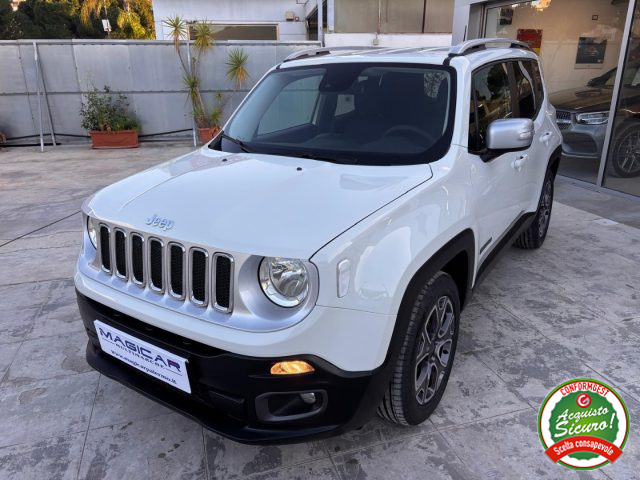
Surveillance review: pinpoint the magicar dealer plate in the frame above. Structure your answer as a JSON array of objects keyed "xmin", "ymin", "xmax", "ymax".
[{"xmin": 94, "ymin": 320, "xmax": 191, "ymax": 394}]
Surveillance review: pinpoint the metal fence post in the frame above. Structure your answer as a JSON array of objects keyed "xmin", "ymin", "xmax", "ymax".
[
  {"xmin": 33, "ymin": 42, "xmax": 57, "ymax": 147},
  {"xmin": 34, "ymin": 41, "xmax": 44, "ymax": 152}
]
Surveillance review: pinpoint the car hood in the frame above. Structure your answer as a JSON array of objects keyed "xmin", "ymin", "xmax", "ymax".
[
  {"xmin": 550, "ymin": 86, "xmax": 613, "ymax": 112},
  {"xmin": 86, "ymin": 148, "xmax": 433, "ymax": 259}
]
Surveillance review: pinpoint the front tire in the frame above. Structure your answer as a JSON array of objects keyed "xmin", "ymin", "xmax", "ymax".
[
  {"xmin": 378, "ymin": 272, "xmax": 459, "ymax": 426},
  {"xmin": 514, "ymin": 169, "xmax": 554, "ymax": 250}
]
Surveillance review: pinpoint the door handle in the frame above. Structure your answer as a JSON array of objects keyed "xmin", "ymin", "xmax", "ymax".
[
  {"xmin": 512, "ymin": 154, "xmax": 528, "ymax": 171},
  {"xmin": 540, "ymin": 132, "xmax": 552, "ymax": 145}
]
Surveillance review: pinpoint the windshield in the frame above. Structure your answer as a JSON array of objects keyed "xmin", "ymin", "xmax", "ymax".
[{"xmin": 211, "ymin": 63, "xmax": 456, "ymax": 165}]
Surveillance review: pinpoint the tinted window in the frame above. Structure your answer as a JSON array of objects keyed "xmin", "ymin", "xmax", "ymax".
[
  {"xmin": 471, "ymin": 62, "xmax": 513, "ymax": 151},
  {"xmin": 514, "ymin": 61, "xmax": 536, "ymax": 119}
]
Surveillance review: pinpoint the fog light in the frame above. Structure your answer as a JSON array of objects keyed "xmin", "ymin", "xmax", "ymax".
[
  {"xmin": 299, "ymin": 392, "xmax": 316, "ymax": 404},
  {"xmin": 270, "ymin": 360, "xmax": 314, "ymax": 375}
]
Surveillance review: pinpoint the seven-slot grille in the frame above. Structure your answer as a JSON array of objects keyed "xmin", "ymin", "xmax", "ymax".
[
  {"xmin": 555, "ymin": 110, "xmax": 572, "ymax": 130},
  {"xmin": 98, "ymin": 224, "xmax": 233, "ymax": 312}
]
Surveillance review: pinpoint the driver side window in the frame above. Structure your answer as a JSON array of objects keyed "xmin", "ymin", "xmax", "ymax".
[{"xmin": 469, "ymin": 62, "xmax": 513, "ymax": 152}]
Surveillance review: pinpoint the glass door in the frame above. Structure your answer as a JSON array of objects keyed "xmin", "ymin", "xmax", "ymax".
[
  {"xmin": 604, "ymin": 3, "xmax": 640, "ymax": 196},
  {"xmin": 484, "ymin": 0, "xmax": 630, "ymax": 184}
]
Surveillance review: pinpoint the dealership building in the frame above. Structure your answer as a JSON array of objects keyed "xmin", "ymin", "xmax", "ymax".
[{"xmin": 453, "ymin": 0, "xmax": 639, "ymax": 198}]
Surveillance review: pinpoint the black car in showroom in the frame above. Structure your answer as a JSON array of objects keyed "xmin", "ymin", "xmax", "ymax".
[{"xmin": 551, "ymin": 63, "xmax": 640, "ymax": 177}]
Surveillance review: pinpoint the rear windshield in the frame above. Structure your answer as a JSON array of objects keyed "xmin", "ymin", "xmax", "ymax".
[{"xmin": 211, "ymin": 62, "xmax": 456, "ymax": 165}]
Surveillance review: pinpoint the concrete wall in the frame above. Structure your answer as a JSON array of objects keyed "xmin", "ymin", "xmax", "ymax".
[
  {"xmin": 152, "ymin": 0, "xmax": 309, "ymax": 41},
  {"xmin": 324, "ymin": 33, "xmax": 452, "ymax": 48},
  {"xmin": 334, "ymin": 0, "xmax": 454, "ymax": 34},
  {"xmin": 0, "ymin": 39, "xmax": 319, "ymax": 144}
]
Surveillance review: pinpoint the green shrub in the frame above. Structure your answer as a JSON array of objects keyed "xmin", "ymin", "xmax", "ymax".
[{"xmin": 80, "ymin": 86, "xmax": 139, "ymax": 132}]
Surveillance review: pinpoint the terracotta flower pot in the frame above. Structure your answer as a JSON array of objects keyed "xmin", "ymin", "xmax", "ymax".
[
  {"xmin": 90, "ymin": 130, "xmax": 139, "ymax": 149},
  {"xmin": 198, "ymin": 126, "xmax": 220, "ymax": 144}
]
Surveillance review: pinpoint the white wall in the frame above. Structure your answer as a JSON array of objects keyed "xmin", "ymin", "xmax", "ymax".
[
  {"xmin": 325, "ymin": 32, "xmax": 452, "ymax": 47},
  {"xmin": 153, "ymin": 0, "xmax": 308, "ymax": 41}
]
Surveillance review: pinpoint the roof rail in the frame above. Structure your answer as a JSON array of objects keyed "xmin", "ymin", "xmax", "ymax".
[
  {"xmin": 283, "ymin": 46, "xmax": 380, "ymax": 62},
  {"xmin": 448, "ymin": 38, "xmax": 531, "ymax": 57}
]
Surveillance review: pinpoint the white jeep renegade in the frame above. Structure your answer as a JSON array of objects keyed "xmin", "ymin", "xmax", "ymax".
[{"xmin": 76, "ymin": 39, "xmax": 562, "ymax": 444}]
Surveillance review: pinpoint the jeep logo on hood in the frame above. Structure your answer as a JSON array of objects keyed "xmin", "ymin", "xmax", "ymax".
[{"xmin": 146, "ymin": 214, "xmax": 174, "ymax": 231}]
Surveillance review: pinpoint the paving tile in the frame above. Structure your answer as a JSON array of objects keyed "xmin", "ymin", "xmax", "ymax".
[
  {"xmin": 458, "ymin": 299, "xmax": 538, "ymax": 353},
  {"xmin": 5, "ymin": 330, "xmax": 91, "ymax": 385},
  {"xmin": 78, "ymin": 414, "xmax": 206, "ymax": 480},
  {"xmin": 332, "ymin": 431, "xmax": 475, "ymax": 480},
  {"xmin": 90, "ymin": 375, "xmax": 172, "ymax": 429},
  {"xmin": 0, "ymin": 342, "xmax": 20, "ymax": 382},
  {"xmin": 551, "ymin": 324, "xmax": 640, "ymax": 388},
  {"xmin": 205, "ymin": 431, "xmax": 327, "ymax": 480},
  {"xmin": 442, "ymin": 409, "xmax": 606, "ymax": 480},
  {"xmin": 25, "ymin": 278, "xmax": 85, "ymax": 340},
  {"xmin": 246, "ymin": 458, "xmax": 339, "ymax": 480},
  {"xmin": 0, "ymin": 280, "xmax": 51, "ymax": 309},
  {"xmin": 0, "ymin": 231, "xmax": 81, "ymax": 254},
  {"xmin": 481, "ymin": 277, "xmax": 610, "ymax": 334},
  {"xmin": 475, "ymin": 338, "xmax": 597, "ymax": 409},
  {"xmin": 429, "ymin": 352, "xmax": 528, "ymax": 429},
  {"xmin": 324, "ymin": 416, "xmax": 435, "ymax": 457},
  {"xmin": 0, "ymin": 432, "xmax": 85, "ymax": 480},
  {"xmin": 0, "ymin": 304, "xmax": 40, "ymax": 345},
  {"xmin": 0, "ymin": 371, "xmax": 99, "ymax": 447},
  {"xmin": 0, "ymin": 244, "xmax": 79, "ymax": 286}
]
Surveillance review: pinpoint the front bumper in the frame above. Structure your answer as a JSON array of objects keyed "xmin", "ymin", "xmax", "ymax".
[
  {"xmin": 77, "ymin": 291, "xmax": 388, "ymax": 444},
  {"xmin": 557, "ymin": 119, "xmax": 607, "ymax": 160}
]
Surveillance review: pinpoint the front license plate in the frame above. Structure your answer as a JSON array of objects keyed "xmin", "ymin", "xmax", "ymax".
[{"xmin": 94, "ymin": 320, "xmax": 191, "ymax": 394}]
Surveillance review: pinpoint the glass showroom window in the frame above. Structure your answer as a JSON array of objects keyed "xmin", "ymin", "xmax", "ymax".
[
  {"xmin": 604, "ymin": 1, "xmax": 640, "ymax": 196},
  {"xmin": 484, "ymin": 0, "xmax": 630, "ymax": 184}
]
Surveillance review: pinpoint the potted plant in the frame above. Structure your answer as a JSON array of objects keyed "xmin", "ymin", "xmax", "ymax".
[
  {"xmin": 195, "ymin": 92, "xmax": 224, "ymax": 143},
  {"xmin": 80, "ymin": 86, "xmax": 140, "ymax": 149}
]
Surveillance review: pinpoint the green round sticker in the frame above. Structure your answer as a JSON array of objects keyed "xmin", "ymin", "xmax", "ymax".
[{"xmin": 538, "ymin": 379, "xmax": 629, "ymax": 470}]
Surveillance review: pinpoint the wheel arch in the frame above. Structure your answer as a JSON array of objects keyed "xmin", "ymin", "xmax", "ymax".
[
  {"xmin": 356, "ymin": 229, "xmax": 475, "ymax": 424},
  {"xmin": 548, "ymin": 144, "xmax": 562, "ymax": 177}
]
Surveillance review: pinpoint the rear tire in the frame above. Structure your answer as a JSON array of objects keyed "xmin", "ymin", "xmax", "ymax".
[
  {"xmin": 514, "ymin": 170, "xmax": 554, "ymax": 250},
  {"xmin": 377, "ymin": 272, "xmax": 459, "ymax": 426}
]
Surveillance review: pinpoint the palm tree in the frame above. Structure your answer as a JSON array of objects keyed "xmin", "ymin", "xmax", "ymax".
[{"xmin": 163, "ymin": 16, "xmax": 215, "ymax": 128}]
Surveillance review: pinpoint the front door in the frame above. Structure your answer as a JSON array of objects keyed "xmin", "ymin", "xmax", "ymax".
[{"xmin": 469, "ymin": 61, "xmax": 532, "ymax": 262}]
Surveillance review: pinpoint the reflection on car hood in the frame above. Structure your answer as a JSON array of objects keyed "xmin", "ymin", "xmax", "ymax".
[
  {"xmin": 86, "ymin": 148, "xmax": 433, "ymax": 259},
  {"xmin": 550, "ymin": 87, "xmax": 613, "ymax": 112}
]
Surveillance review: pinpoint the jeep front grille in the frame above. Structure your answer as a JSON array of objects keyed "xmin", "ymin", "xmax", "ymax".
[{"xmin": 97, "ymin": 226, "xmax": 234, "ymax": 313}]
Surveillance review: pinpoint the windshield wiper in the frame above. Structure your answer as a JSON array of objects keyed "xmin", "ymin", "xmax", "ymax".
[
  {"xmin": 220, "ymin": 132, "xmax": 252, "ymax": 153},
  {"xmin": 298, "ymin": 152, "xmax": 358, "ymax": 165}
]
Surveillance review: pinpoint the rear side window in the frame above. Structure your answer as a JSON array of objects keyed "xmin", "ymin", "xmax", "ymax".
[
  {"xmin": 513, "ymin": 61, "xmax": 536, "ymax": 119},
  {"xmin": 469, "ymin": 62, "xmax": 513, "ymax": 152}
]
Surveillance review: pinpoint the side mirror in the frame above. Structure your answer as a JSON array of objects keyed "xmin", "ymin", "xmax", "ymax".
[{"xmin": 486, "ymin": 118, "xmax": 534, "ymax": 151}]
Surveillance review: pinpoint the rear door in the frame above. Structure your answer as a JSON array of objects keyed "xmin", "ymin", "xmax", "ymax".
[
  {"xmin": 513, "ymin": 59, "xmax": 552, "ymax": 209},
  {"xmin": 469, "ymin": 61, "xmax": 531, "ymax": 261}
]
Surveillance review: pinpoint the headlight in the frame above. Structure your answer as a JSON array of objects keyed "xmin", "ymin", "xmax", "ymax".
[
  {"xmin": 87, "ymin": 216, "xmax": 97, "ymax": 249},
  {"xmin": 576, "ymin": 111, "xmax": 609, "ymax": 125},
  {"xmin": 259, "ymin": 257, "xmax": 309, "ymax": 307}
]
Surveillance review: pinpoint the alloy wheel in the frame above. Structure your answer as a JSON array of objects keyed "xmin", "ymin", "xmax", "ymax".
[
  {"xmin": 615, "ymin": 129, "xmax": 640, "ymax": 176},
  {"xmin": 537, "ymin": 178, "xmax": 553, "ymax": 239},
  {"xmin": 414, "ymin": 295, "xmax": 455, "ymax": 405}
]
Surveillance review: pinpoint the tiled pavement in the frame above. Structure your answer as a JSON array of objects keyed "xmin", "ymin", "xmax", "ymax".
[{"xmin": 1, "ymin": 144, "xmax": 639, "ymax": 480}]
